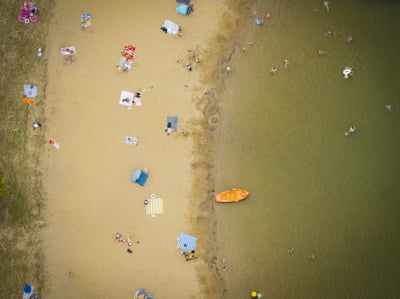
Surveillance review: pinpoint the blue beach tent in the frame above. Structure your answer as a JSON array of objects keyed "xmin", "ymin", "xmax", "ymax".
[
  {"xmin": 176, "ymin": 4, "xmax": 193, "ymax": 16},
  {"xmin": 131, "ymin": 169, "xmax": 149, "ymax": 186}
]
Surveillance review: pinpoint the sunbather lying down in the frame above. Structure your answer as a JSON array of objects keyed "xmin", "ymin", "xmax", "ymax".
[{"xmin": 125, "ymin": 136, "xmax": 139, "ymax": 145}]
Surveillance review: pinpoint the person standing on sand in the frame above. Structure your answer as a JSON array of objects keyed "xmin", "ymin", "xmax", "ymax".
[{"xmin": 33, "ymin": 121, "xmax": 41, "ymax": 130}]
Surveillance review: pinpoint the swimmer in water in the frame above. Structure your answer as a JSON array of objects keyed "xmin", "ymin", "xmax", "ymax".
[{"xmin": 270, "ymin": 66, "xmax": 277, "ymax": 74}]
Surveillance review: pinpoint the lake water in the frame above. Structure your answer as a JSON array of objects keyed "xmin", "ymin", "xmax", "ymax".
[{"xmin": 213, "ymin": 1, "xmax": 400, "ymax": 298}]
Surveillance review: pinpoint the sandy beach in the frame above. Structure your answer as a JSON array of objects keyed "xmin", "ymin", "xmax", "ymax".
[{"xmin": 40, "ymin": 0, "xmax": 236, "ymax": 297}]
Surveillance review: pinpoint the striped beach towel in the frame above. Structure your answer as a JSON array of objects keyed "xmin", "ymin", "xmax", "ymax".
[{"xmin": 146, "ymin": 198, "xmax": 164, "ymax": 215}]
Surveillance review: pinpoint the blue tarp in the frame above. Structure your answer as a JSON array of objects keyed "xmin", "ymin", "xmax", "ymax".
[
  {"xmin": 176, "ymin": 4, "xmax": 192, "ymax": 16},
  {"xmin": 177, "ymin": 233, "xmax": 197, "ymax": 251},
  {"xmin": 166, "ymin": 116, "xmax": 178, "ymax": 131}
]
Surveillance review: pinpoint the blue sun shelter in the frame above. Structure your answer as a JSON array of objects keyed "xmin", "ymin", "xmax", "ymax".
[
  {"xmin": 165, "ymin": 116, "xmax": 178, "ymax": 133},
  {"xmin": 134, "ymin": 288, "xmax": 154, "ymax": 299},
  {"xmin": 177, "ymin": 233, "xmax": 197, "ymax": 251},
  {"xmin": 131, "ymin": 169, "xmax": 149, "ymax": 186},
  {"xmin": 176, "ymin": 4, "xmax": 193, "ymax": 16}
]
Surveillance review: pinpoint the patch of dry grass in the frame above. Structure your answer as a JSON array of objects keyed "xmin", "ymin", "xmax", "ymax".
[{"xmin": 0, "ymin": 0, "xmax": 53, "ymax": 297}]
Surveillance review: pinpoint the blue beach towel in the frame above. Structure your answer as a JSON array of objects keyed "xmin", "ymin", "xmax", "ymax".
[{"xmin": 177, "ymin": 233, "xmax": 197, "ymax": 251}]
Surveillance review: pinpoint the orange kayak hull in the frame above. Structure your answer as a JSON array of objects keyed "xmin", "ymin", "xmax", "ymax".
[{"xmin": 215, "ymin": 189, "xmax": 249, "ymax": 203}]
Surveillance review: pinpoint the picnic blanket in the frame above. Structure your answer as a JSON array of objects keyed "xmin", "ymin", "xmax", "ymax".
[
  {"xmin": 146, "ymin": 197, "xmax": 164, "ymax": 215},
  {"xmin": 177, "ymin": 233, "xmax": 197, "ymax": 251},
  {"xmin": 60, "ymin": 46, "xmax": 76, "ymax": 56},
  {"xmin": 161, "ymin": 20, "xmax": 181, "ymax": 36}
]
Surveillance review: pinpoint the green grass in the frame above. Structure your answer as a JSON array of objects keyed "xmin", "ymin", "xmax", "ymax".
[{"xmin": 0, "ymin": 0, "xmax": 53, "ymax": 297}]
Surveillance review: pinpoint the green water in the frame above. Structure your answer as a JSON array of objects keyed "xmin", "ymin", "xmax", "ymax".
[{"xmin": 214, "ymin": 1, "xmax": 400, "ymax": 298}]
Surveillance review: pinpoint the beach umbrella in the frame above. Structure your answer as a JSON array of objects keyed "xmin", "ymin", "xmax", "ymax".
[{"xmin": 177, "ymin": 233, "xmax": 197, "ymax": 251}]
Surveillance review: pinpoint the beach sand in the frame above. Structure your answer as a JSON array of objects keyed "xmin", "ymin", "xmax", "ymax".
[{"xmin": 39, "ymin": 0, "xmax": 237, "ymax": 297}]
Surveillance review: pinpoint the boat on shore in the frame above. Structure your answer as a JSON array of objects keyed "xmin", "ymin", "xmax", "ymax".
[{"xmin": 215, "ymin": 189, "xmax": 249, "ymax": 203}]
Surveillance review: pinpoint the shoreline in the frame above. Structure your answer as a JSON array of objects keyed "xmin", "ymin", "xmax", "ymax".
[{"xmin": 38, "ymin": 0, "xmax": 243, "ymax": 297}]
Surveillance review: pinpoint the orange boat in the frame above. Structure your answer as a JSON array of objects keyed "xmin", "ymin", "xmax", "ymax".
[{"xmin": 215, "ymin": 189, "xmax": 249, "ymax": 203}]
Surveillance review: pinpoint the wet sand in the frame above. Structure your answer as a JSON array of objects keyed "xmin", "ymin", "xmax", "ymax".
[{"xmin": 40, "ymin": 0, "xmax": 233, "ymax": 297}]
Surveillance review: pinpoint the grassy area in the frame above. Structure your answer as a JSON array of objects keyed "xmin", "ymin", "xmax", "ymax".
[{"xmin": 0, "ymin": 0, "xmax": 53, "ymax": 296}]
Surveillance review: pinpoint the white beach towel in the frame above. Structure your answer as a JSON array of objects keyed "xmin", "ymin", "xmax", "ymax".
[
  {"xmin": 125, "ymin": 136, "xmax": 139, "ymax": 145},
  {"xmin": 60, "ymin": 46, "xmax": 76, "ymax": 56},
  {"xmin": 119, "ymin": 90, "xmax": 134, "ymax": 107}
]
